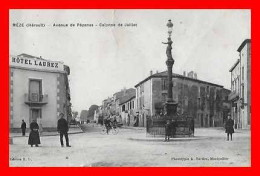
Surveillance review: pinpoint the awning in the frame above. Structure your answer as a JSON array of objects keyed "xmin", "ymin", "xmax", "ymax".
[{"xmin": 228, "ymin": 92, "xmax": 239, "ymax": 101}]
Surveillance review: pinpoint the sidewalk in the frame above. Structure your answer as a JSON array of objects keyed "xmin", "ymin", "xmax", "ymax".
[
  {"xmin": 10, "ymin": 126, "xmax": 83, "ymax": 138},
  {"xmin": 126, "ymin": 127, "xmax": 250, "ymax": 142},
  {"xmin": 120, "ymin": 125, "xmax": 145, "ymax": 130},
  {"xmin": 203, "ymin": 127, "xmax": 251, "ymax": 134}
]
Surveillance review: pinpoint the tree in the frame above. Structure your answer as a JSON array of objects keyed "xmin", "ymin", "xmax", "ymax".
[
  {"xmin": 87, "ymin": 105, "xmax": 99, "ymax": 120},
  {"xmin": 80, "ymin": 110, "xmax": 88, "ymax": 122},
  {"xmin": 72, "ymin": 111, "xmax": 79, "ymax": 119}
]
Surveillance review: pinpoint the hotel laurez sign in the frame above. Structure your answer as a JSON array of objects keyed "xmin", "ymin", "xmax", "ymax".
[{"xmin": 10, "ymin": 56, "xmax": 64, "ymax": 72}]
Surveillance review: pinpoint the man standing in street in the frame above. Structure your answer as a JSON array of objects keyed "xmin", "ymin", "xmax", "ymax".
[
  {"xmin": 21, "ymin": 119, "xmax": 26, "ymax": 136},
  {"xmin": 164, "ymin": 120, "xmax": 171, "ymax": 142},
  {"xmin": 57, "ymin": 113, "xmax": 71, "ymax": 147},
  {"xmin": 225, "ymin": 114, "xmax": 234, "ymax": 141}
]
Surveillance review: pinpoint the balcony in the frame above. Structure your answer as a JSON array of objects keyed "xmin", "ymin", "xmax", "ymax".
[{"xmin": 24, "ymin": 93, "xmax": 48, "ymax": 106}]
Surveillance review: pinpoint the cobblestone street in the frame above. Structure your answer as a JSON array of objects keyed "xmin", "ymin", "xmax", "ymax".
[{"xmin": 9, "ymin": 126, "xmax": 250, "ymax": 167}]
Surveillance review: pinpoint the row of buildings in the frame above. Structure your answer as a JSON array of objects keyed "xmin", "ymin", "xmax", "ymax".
[
  {"xmin": 96, "ymin": 39, "xmax": 251, "ymax": 129},
  {"xmin": 94, "ymin": 88, "xmax": 137, "ymax": 126},
  {"xmin": 96, "ymin": 69, "xmax": 231, "ymax": 128}
]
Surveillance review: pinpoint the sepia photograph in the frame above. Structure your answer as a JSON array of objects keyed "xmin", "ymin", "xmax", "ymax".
[{"xmin": 9, "ymin": 9, "xmax": 251, "ymax": 167}]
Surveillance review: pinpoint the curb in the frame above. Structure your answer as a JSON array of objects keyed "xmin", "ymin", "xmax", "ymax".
[
  {"xmin": 11, "ymin": 131, "xmax": 84, "ymax": 138},
  {"xmin": 127, "ymin": 136, "xmax": 206, "ymax": 142},
  {"xmin": 120, "ymin": 126, "xmax": 145, "ymax": 130}
]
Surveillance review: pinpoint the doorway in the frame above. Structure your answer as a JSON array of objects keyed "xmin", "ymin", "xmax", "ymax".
[
  {"xmin": 30, "ymin": 108, "xmax": 42, "ymax": 123},
  {"xmin": 201, "ymin": 114, "xmax": 204, "ymax": 127},
  {"xmin": 209, "ymin": 115, "xmax": 213, "ymax": 127}
]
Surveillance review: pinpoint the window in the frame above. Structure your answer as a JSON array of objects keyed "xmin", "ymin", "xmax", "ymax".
[
  {"xmin": 206, "ymin": 86, "xmax": 209, "ymax": 93},
  {"xmin": 29, "ymin": 79, "xmax": 42, "ymax": 102},
  {"xmin": 225, "ymin": 96, "xmax": 228, "ymax": 101},
  {"xmin": 242, "ymin": 66, "xmax": 244, "ymax": 81},
  {"xmin": 198, "ymin": 97, "xmax": 201, "ymax": 109},
  {"xmin": 184, "ymin": 96, "xmax": 188, "ymax": 106},
  {"xmin": 162, "ymin": 78, "xmax": 167, "ymax": 90},
  {"xmin": 234, "ymin": 80, "xmax": 237, "ymax": 93},
  {"xmin": 162, "ymin": 93, "xmax": 167, "ymax": 102},
  {"xmin": 242, "ymin": 85, "xmax": 244, "ymax": 99}
]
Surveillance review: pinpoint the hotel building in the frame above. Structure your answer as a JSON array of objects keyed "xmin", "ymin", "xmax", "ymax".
[{"xmin": 10, "ymin": 54, "xmax": 72, "ymax": 131}]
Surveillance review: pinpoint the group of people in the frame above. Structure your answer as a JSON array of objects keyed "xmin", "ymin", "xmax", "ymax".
[
  {"xmin": 20, "ymin": 113, "xmax": 71, "ymax": 147},
  {"xmin": 103, "ymin": 115, "xmax": 118, "ymax": 134},
  {"xmin": 164, "ymin": 118, "xmax": 195, "ymax": 142}
]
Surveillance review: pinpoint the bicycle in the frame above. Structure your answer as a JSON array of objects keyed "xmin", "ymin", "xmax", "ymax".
[{"xmin": 100, "ymin": 124, "xmax": 119, "ymax": 135}]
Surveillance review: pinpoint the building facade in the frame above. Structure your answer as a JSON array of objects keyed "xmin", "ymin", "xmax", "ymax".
[
  {"xmin": 119, "ymin": 95, "xmax": 136, "ymax": 126},
  {"xmin": 229, "ymin": 39, "xmax": 251, "ymax": 129},
  {"xmin": 99, "ymin": 88, "xmax": 136, "ymax": 125},
  {"xmin": 94, "ymin": 106, "xmax": 102, "ymax": 123},
  {"xmin": 10, "ymin": 54, "xmax": 72, "ymax": 131},
  {"xmin": 113, "ymin": 88, "xmax": 136, "ymax": 114},
  {"xmin": 135, "ymin": 71, "xmax": 231, "ymax": 128}
]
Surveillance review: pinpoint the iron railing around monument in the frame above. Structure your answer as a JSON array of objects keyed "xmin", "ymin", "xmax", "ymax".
[{"xmin": 146, "ymin": 115, "xmax": 194, "ymax": 137}]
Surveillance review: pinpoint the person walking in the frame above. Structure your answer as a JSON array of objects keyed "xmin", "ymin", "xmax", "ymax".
[
  {"xmin": 171, "ymin": 119, "xmax": 177, "ymax": 138},
  {"xmin": 189, "ymin": 118, "xmax": 195, "ymax": 136},
  {"xmin": 21, "ymin": 120, "xmax": 26, "ymax": 136},
  {"xmin": 57, "ymin": 113, "xmax": 71, "ymax": 147},
  {"xmin": 134, "ymin": 113, "xmax": 139, "ymax": 127},
  {"xmin": 127, "ymin": 114, "xmax": 130, "ymax": 126},
  {"xmin": 28, "ymin": 120, "xmax": 41, "ymax": 147},
  {"xmin": 104, "ymin": 117, "xmax": 112, "ymax": 134},
  {"xmin": 225, "ymin": 114, "xmax": 234, "ymax": 141}
]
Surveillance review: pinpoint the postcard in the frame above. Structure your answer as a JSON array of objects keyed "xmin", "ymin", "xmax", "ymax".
[{"xmin": 8, "ymin": 9, "xmax": 251, "ymax": 167}]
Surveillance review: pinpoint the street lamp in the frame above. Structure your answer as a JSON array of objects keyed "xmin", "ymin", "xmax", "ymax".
[
  {"xmin": 167, "ymin": 19, "xmax": 173, "ymax": 37},
  {"xmin": 162, "ymin": 19, "xmax": 178, "ymax": 116}
]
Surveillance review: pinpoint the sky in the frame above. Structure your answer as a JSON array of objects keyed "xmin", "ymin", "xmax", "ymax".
[{"xmin": 10, "ymin": 9, "xmax": 251, "ymax": 112}]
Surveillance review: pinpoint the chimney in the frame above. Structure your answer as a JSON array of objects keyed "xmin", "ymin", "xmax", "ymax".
[
  {"xmin": 183, "ymin": 71, "xmax": 186, "ymax": 77},
  {"xmin": 188, "ymin": 71, "xmax": 194, "ymax": 78},
  {"xmin": 123, "ymin": 87, "xmax": 126, "ymax": 95},
  {"xmin": 194, "ymin": 73, "xmax": 197, "ymax": 79},
  {"xmin": 150, "ymin": 70, "xmax": 153, "ymax": 76}
]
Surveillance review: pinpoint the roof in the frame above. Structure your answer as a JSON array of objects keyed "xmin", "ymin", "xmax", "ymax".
[
  {"xmin": 113, "ymin": 88, "xmax": 135, "ymax": 98},
  {"xmin": 237, "ymin": 39, "xmax": 251, "ymax": 52},
  {"xmin": 229, "ymin": 59, "xmax": 240, "ymax": 72},
  {"xmin": 18, "ymin": 53, "xmax": 49, "ymax": 61},
  {"xmin": 134, "ymin": 71, "xmax": 223, "ymax": 88},
  {"xmin": 119, "ymin": 95, "xmax": 136, "ymax": 105}
]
